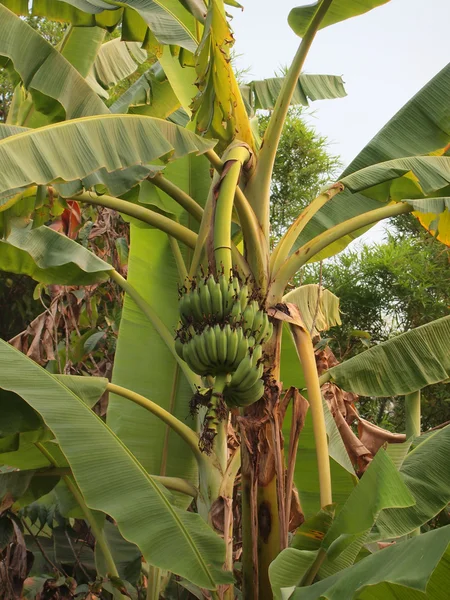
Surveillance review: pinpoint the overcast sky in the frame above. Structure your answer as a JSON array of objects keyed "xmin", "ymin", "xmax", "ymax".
[
  {"xmin": 231, "ymin": 0, "xmax": 450, "ymax": 167},
  {"xmin": 230, "ymin": 0, "xmax": 450, "ymax": 244}
]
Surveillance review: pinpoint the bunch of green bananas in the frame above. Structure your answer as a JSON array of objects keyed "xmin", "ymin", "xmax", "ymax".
[
  {"xmin": 176, "ymin": 272, "xmax": 272, "ymax": 412},
  {"xmin": 224, "ymin": 345, "xmax": 264, "ymax": 407},
  {"xmin": 176, "ymin": 324, "xmax": 253, "ymax": 376},
  {"xmin": 179, "ymin": 274, "xmax": 248, "ymax": 325}
]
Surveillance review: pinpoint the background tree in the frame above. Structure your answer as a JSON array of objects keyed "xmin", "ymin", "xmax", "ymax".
[
  {"xmin": 260, "ymin": 106, "xmax": 340, "ymax": 245},
  {"xmin": 302, "ymin": 218, "xmax": 450, "ymax": 430}
]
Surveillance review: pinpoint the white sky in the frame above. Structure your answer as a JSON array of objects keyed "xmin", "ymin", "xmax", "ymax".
[{"xmin": 231, "ymin": 0, "xmax": 450, "ymax": 244}]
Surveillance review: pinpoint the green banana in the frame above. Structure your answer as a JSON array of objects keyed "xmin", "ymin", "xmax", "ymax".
[
  {"xmin": 227, "ymin": 379, "xmax": 264, "ymax": 407},
  {"xmin": 219, "ymin": 274, "xmax": 233, "ymax": 315},
  {"xmin": 183, "ymin": 340, "xmax": 210, "ymax": 375},
  {"xmin": 190, "ymin": 290, "xmax": 203, "ymax": 322},
  {"xmin": 179, "ymin": 293, "xmax": 191, "ymax": 325},
  {"xmin": 251, "ymin": 344, "xmax": 263, "ymax": 365},
  {"xmin": 208, "ymin": 276, "xmax": 223, "ymax": 319},
  {"xmin": 230, "ymin": 301, "xmax": 243, "ymax": 324},
  {"xmin": 251, "ymin": 308, "xmax": 264, "ymax": 338},
  {"xmin": 229, "ymin": 353, "xmax": 253, "ymax": 388},
  {"xmin": 234, "ymin": 330, "xmax": 249, "ymax": 365},
  {"xmin": 239, "ymin": 362, "xmax": 264, "ymax": 391},
  {"xmin": 225, "ymin": 325, "xmax": 238, "ymax": 366},
  {"xmin": 204, "ymin": 326, "xmax": 218, "ymax": 364},
  {"xmin": 242, "ymin": 301, "xmax": 256, "ymax": 333},
  {"xmin": 196, "ymin": 333, "xmax": 211, "ymax": 367},
  {"xmin": 199, "ymin": 281, "xmax": 212, "ymax": 316},
  {"xmin": 215, "ymin": 324, "xmax": 227, "ymax": 365},
  {"xmin": 239, "ymin": 284, "xmax": 249, "ymax": 312}
]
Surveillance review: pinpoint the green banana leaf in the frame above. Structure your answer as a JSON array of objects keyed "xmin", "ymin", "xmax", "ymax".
[
  {"xmin": 0, "ymin": 376, "xmax": 107, "ymax": 472},
  {"xmin": 269, "ymin": 449, "xmax": 415, "ymax": 598},
  {"xmin": 373, "ymin": 424, "xmax": 450, "ymax": 541},
  {"xmin": 288, "ymin": 526, "xmax": 450, "ymax": 600},
  {"xmin": 289, "ymin": 1, "xmax": 391, "ymax": 38},
  {"xmin": 291, "ymin": 63, "xmax": 450, "ymax": 260},
  {"xmin": 0, "ymin": 0, "xmax": 123, "ymax": 28},
  {"xmin": 0, "ymin": 225, "xmax": 113, "ymax": 284},
  {"xmin": 324, "ymin": 316, "xmax": 450, "ymax": 397},
  {"xmin": 280, "ymin": 324, "xmax": 356, "ymax": 519},
  {"xmin": 341, "ymin": 156, "xmax": 450, "ymax": 196},
  {"xmin": 60, "ymin": 0, "xmax": 198, "ymax": 52},
  {"xmin": 241, "ymin": 73, "xmax": 346, "ymax": 117},
  {"xmin": 110, "ymin": 63, "xmax": 181, "ymax": 119},
  {"xmin": 283, "ymin": 285, "xmax": 341, "ymax": 338},
  {"xmin": 59, "ymin": 25, "xmax": 106, "ymax": 78},
  {"xmin": 0, "ymin": 114, "xmax": 215, "ymax": 203},
  {"xmin": 0, "ymin": 339, "xmax": 231, "ymax": 589},
  {"xmin": 108, "ymin": 154, "xmax": 210, "ymax": 495},
  {"xmin": 87, "ymin": 37, "xmax": 147, "ymax": 93},
  {"xmin": 0, "ymin": 467, "xmax": 60, "ymax": 509},
  {"xmin": 0, "ymin": 5, "xmax": 109, "ymax": 123}
]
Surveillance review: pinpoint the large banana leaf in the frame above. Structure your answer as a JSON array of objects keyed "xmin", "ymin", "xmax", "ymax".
[
  {"xmin": 0, "ymin": 0, "xmax": 123, "ymax": 27},
  {"xmin": 373, "ymin": 424, "xmax": 450, "ymax": 540},
  {"xmin": 289, "ymin": 1, "xmax": 391, "ymax": 38},
  {"xmin": 269, "ymin": 449, "xmax": 415, "ymax": 598},
  {"xmin": 0, "ymin": 5, "xmax": 109, "ymax": 123},
  {"xmin": 58, "ymin": 25, "xmax": 106, "ymax": 78},
  {"xmin": 0, "ymin": 225, "xmax": 113, "ymax": 284},
  {"xmin": 0, "ymin": 339, "xmax": 231, "ymax": 589},
  {"xmin": 341, "ymin": 156, "xmax": 450, "ymax": 196},
  {"xmin": 108, "ymin": 154, "xmax": 210, "ymax": 492},
  {"xmin": 0, "ymin": 114, "xmax": 215, "ymax": 204},
  {"xmin": 60, "ymin": 0, "xmax": 198, "ymax": 52},
  {"xmin": 291, "ymin": 63, "xmax": 450, "ymax": 259},
  {"xmin": 288, "ymin": 526, "xmax": 450, "ymax": 600},
  {"xmin": 324, "ymin": 316, "xmax": 450, "ymax": 397},
  {"xmin": 241, "ymin": 73, "xmax": 346, "ymax": 117},
  {"xmin": 110, "ymin": 63, "xmax": 180, "ymax": 119},
  {"xmin": 87, "ymin": 37, "xmax": 147, "ymax": 92},
  {"xmin": 283, "ymin": 285, "xmax": 341, "ymax": 338}
]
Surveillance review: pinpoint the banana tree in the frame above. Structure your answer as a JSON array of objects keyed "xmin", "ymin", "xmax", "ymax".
[{"xmin": 0, "ymin": 0, "xmax": 450, "ymax": 599}]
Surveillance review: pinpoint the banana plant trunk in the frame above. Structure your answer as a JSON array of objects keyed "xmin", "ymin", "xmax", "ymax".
[{"xmin": 241, "ymin": 319, "xmax": 284, "ymax": 600}]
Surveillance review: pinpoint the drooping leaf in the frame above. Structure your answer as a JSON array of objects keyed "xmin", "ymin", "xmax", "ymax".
[
  {"xmin": 325, "ymin": 316, "xmax": 450, "ymax": 397},
  {"xmin": 0, "ymin": 225, "xmax": 113, "ymax": 285},
  {"xmin": 341, "ymin": 156, "xmax": 450, "ymax": 197},
  {"xmin": 95, "ymin": 520, "xmax": 142, "ymax": 585},
  {"xmin": 288, "ymin": 526, "xmax": 450, "ymax": 600},
  {"xmin": 283, "ymin": 285, "xmax": 341, "ymax": 337},
  {"xmin": 0, "ymin": 5, "xmax": 109, "ymax": 124},
  {"xmin": 108, "ymin": 155, "xmax": 210, "ymax": 501},
  {"xmin": 0, "ymin": 389, "xmax": 43, "ymax": 437},
  {"xmin": 289, "ymin": 1, "xmax": 391, "ymax": 38},
  {"xmin": 58, "ymin": 25, "xmax": 106, "ymax": 78},
  {"xmin": 59, "ymin": 0, "xmax": 198, "ymax": 52},
  {"xmin": 321, "ymin": 449, "xmax": 414, "ymax": 559},
  {"xmin": 0, "ymin": 339, "xmax": 231, "ymax": 589},
  {"xmin": 270, "ymin": 450, "xmax": 416, "ymax": 597},
  {"xmin": 87, "ymin": 37, "xmax": 147, "ymax": 92},
  {"xmin": 241, "ymin": 73, "xmax": 346, "ymax": 117},
  {"xmin": 53, "ymin": 375, "xmax": 108, "ymax": 408},
  {"xmin": 373, "ymin": 424, "xmax": 450, "ymax": 540},
  {"xmin": 292, "ymin": 63, "xmax": 450, "ymax": 259},
  {"xmin": 1, "ymin": 0, "xmax": 123, "ymax": 28},
  {"xmin": 0, "ymin": 114, "xmax": 215, "ymax": 203},
  {"xmin": 110, "ymin": 62, "xmax": 180, "ymax": 119}
]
